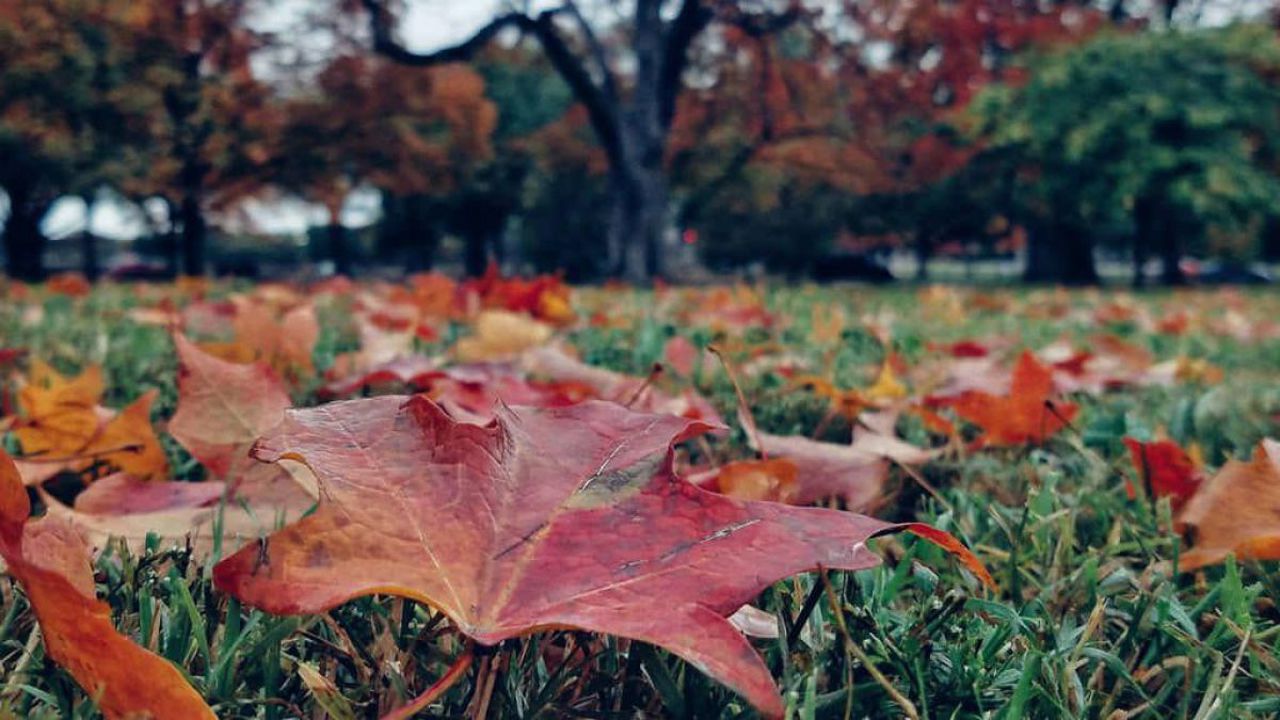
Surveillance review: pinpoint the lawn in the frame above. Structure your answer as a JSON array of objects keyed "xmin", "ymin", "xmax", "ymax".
[{"xmin": 2, "ymin": 278, "xmax": 1280, "ymax": 719}]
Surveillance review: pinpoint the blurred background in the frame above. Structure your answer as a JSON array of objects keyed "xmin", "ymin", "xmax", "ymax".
[{"xmin": 2, "ymin": 0, "xmax": 1279, "ymax": 286}]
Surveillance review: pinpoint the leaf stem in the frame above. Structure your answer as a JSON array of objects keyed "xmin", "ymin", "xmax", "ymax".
[{"xmin": 380, "ymin": 642, "xmax": 474, "ymax": 720}]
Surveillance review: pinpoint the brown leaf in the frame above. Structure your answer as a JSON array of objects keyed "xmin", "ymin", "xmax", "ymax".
[{"xmin": 1177, "ymin": 439, "xmax": 1280, "ymax": 570}]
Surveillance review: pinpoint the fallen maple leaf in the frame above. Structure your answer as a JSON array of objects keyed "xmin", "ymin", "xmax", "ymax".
[
  {"xmin": 214, "ymin": 396, "xmax": 987, "ymax": 718},
  {"xmin": 663, "ymin": 335, "xmax": 698, "ymax": 376},
  {"xmin": 522, "ymin": 345, "xmax": 722, "ymax": 424},
  {"xmin": 169, "ymin": 333, "xmax": 291, "ymax": 479},
  {"xmin": 951, "ymin": 351, "xmax": 1078, "ymax": 447},
  {"xmin": 81, "ymin": 389, "xmax": 169, "ymax": 480},
  {"xmin": 0, "ymin": 450, "xmax": 215, "ymax": 718},
  {"xmin": 454, "ymin": 310, "xmax": 554, "ymax": 361},
  {"xmin": 1177, "ymin": 439, "xmax": 1280, "ymax": 570},
  {"xmin": 1123, "ymin": 438, "xmax": 1201, "ymax": 510},
  {"xmin": 708, "ymin": 458, "xmax": 801, "ymax": 503},
  {"xmin": 201, "ymin": 299, "xmax": 319, "ymax": 379},
  {"xmin": 74, "ymin": 473, "xmax": 226, "ymax": 515},
  {"xmin": 740, "ymin": 415, "xmax": 936, "ymax": 510},
  {"xmin": 13, "ymin": 360, "xmax": 104, "ymax": 457},
  {"xmin": 320, "ymin": 355, "xmax": 441, "ymax": 399}
]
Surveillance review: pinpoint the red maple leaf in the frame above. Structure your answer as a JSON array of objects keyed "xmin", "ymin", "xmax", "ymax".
[
  {"xmin": 1123, "ymin": 438, "xmax": 1201, "ymax": 510},
  {"xmin": 214, "ymin": 397, "xmax": 988, "ymax": 717}
]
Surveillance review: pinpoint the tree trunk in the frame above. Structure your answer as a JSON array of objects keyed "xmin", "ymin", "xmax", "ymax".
[
  {"xmin": 81, "ymin": 197, "xmax": 100, "ymax": 282},
  {"xmin": 1132, "ymin": 195, "xmax": 1153, "ymax": 288},
  {"xmin": 607, "ymin": 151, "xmax": 668, "ymax": 284},
  {"xmin": 179, "ymin": 180, "xmax": 205, "ymax": 276},
  {"xmin": 915, "ymin": 230, "xmax": 930, "ymax": 281},
  {"xmin": 1159, "ymin": 221, "xmax": 1186, "ymax": 285},
  {"xmin": 607, "ymin": 0, "xmax": 668, "ymax": 283},
  {"xmin": 80, "ymin": 232, "xmax": 100, "ymax": 282},
  {"xmin": 328, "ymin": 220, "xmax": 351, "ymax": 276},
  {"xmin": 464, "ymin": 228, "xmax": 488, "ymax": 278},
  {"xmin": 1023, "ymin": 222, "xmax": 1098, "ymax": 285},
  {"xmin": 2, "ymin": 186, "xmax": 50, "ymax": 282}
]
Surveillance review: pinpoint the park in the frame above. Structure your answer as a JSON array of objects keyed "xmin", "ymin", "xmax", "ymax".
[{"xmin": 2, "ymin": 1, "xmax": 1280, "ymax": 718}]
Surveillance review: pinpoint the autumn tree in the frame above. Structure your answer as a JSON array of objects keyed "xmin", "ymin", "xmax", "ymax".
[
  {"xmin": 361, "ymin": 0, "xmax": 810, "ymax": 282},
  {"xmin": 113, "ymin": 0, "xmax": 276, "ymax": 276},
  {"xmin": 832, "ymin": 0, "xmax": 1106, "ymax": 280},
  {"xmin": 272, "ymin": 56, "xmax": 496, "ymax": 275},
  {"xmin": 667, "ymin": 19, "xmax": 877, "ymax": 274},
  {"xmin": 0, "ymin": 0, "xmax": 126, "ymax": 281}
]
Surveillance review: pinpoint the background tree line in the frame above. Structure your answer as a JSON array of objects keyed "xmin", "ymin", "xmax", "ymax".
[{"xmin": 2, "ymin": 0, "xmax": 1279, "ymax": 285}]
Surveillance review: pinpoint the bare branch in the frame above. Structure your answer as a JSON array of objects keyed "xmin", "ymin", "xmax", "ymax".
[
  {"xmin": 361, "ymin": 0, "xmax": 536, "ymax": 65},
  {"xmin": 361, "ymin": 1, "xmax": 625, "ymax": 169},
  {"xmin": 526, "ymin": 11, "xmax": 625, "ymax": 168},
  {"xmin": 565, "ymin": 0, "xmax": 620, "ymax": 105},
  {"xmin": 658, "ymin": 0, "xmax": 714, "ymax": 131}
]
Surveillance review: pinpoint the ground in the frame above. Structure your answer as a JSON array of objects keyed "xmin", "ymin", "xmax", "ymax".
[{"xmin": 1, "ymin": 280, "xmax": 1279, "ymax": 719}]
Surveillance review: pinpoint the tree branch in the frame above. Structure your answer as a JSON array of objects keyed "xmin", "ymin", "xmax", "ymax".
[
  {"xmin": 658, "ymin": 0, "xmax": 713, "ymax": 131},
  {"xmin": 362, "ymin": 1, "xmax": 624, "ymax": 171},
  {"xmin": 565, "ymin": 0, "xmax": 620, "ymax": 106},
  {"xmin": 361, "ymin": 0, "xmax": 535, "ymax": 65},
  {"xmin": 526, "ymin": 11, "xmax": 625, "ymax": 170}
]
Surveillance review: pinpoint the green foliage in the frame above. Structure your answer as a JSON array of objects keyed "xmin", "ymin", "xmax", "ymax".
[
  {"xmin": 520, "ymin": 168, "xmax": 611, "ymax": 281},
  {"xmin": 691, "ymin": 172, "xmax": 850, "ymax": 275},
  {"xmin": 973, "ymin": 23, "xmax": 1280, "ymax": 261}
]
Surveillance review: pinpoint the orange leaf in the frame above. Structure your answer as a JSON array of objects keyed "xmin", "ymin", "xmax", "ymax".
[
  {"xmin": 0, "ymin": 450, "xmax": 214, "ymax": 719},
  {"xmin": 82, "ymin": 390, "xmax": 169, "ymax": 480},
  {"xmin": 951, "ymin": 351, "xmax": 1077, "ymax": 447},
  {"xmin": 1177, "ymin": 439, "xmax": 1280, "ymax": 570},
  {"xmin": 14, "ymin": 360, "xmax": 104, "ymax": 458}
]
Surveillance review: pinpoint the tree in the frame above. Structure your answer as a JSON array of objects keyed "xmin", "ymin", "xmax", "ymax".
[
  {"xmin": 0, "ymin": 1, "xmax": 118, "ymax": 281},
  {"xmin": 667, "ymin": 19, "xmax": 874, "ymax": 275},
  {"xmin": 973, "ymin": 23, "xmax": 1280, "ymax": 285},
  {"xmin": 116, "ymin": 0, "xmax": 275, "ymax": 276},
  {"xmin": 272, "ymin": 56, "xmax": 496, "ymax": 275},
  {"xmin": 833, "ymin": 0, "xmax": 1106, "ymax": 280},
  {"xmin": 361, "ymin": 0, "xmax": 807, "ymax": 282}
]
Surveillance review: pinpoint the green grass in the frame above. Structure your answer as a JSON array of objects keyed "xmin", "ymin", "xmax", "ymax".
[{"xmin": 2, "ymin": 282, "xmax": 1280, "ymax": 718}]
